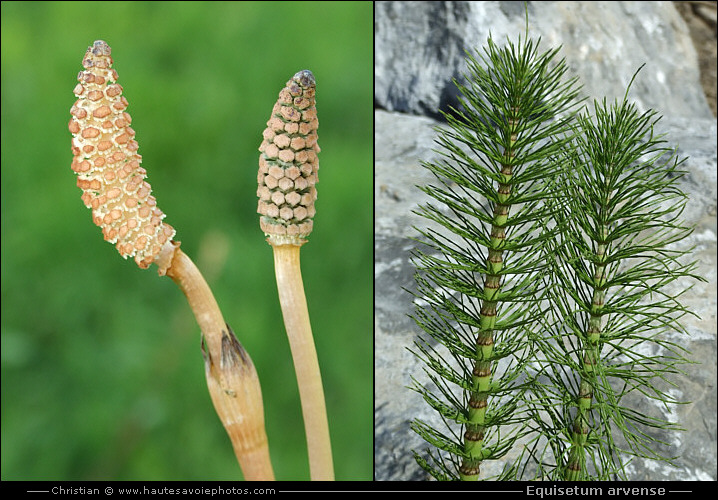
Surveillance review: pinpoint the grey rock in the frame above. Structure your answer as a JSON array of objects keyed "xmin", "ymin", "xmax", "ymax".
[
  {"xmin": 374, "ymin": 110, "xmax": 718, "ymax": 481},
  {"xmin": 375, "ymin": 1, "xmax": 714, "ymax": 121}
]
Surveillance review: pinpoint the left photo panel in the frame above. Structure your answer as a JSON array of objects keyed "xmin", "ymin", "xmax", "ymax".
[{"xmin": 1, "ymin": 0, "xmax": 373, "ymax": 482}]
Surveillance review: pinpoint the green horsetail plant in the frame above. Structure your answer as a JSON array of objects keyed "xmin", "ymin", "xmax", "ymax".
[
  {"xmin": 68, "ymin": 40, "xmax": 274, "ymax": 480},
  {"xmin": 410, "ymin": 29, "xmax": 703, "ymax": 480},
  {"xmin": 256, "ymin": 70, "xmax": 334, "ymax": 480},
  {"xmin": 409, "ymin": 33, "xmax": 582, "ymax": 480},
  {"xmin": 524, "ymin": 70, "xmax": 704, "ymax": 480}
]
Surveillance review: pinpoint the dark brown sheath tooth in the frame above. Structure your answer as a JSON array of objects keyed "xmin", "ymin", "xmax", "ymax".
[
  {"xmin": 257, "ymin": 70, "xmax": 320, "ymax": 246},
  {"xmin": 69, "ymin": 40, "xmax": 175, "ymax": 269}
]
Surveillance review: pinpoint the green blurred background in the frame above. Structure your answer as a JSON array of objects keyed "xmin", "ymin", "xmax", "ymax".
[{"xmin": 1, "ymin": 1, "xmax": 372, "ymax": 481}]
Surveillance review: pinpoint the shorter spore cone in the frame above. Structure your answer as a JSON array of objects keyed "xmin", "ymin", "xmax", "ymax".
[{"xmin": 257, "ymin": 70, "xmax": 320, "ymax": 246}]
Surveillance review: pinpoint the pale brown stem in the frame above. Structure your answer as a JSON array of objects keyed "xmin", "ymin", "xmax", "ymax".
[
  {"xmin": 160, "ymin": 241, "xmax": 274, "ymax": 480},
  {"xmin": 271, "ymin": 243, "xmax": 334, "ymax": 481}
]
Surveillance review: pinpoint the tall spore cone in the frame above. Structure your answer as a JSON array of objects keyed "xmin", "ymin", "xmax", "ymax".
[
  {"xmin": 257, "ymin": 70, "xmax": 319, "ymax": 246},
  {"xmin": 67, "ymin": 40, "xmax": 273, "ymax": 480},
  {"xmin": 69, "ymin": 40, "xmax": 175, "ymax": 269}
]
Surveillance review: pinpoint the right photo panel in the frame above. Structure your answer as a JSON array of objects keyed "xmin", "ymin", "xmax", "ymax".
[{"xmin": 375, "ymin": 0, "xmax": 717, "ymax": 483}]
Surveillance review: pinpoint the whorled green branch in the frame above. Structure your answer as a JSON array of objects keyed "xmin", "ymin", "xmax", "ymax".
[
  {"xmin": 533, "ymin": 72, "xmax": 703, "ymax": 480},
  {"xmin": 409, "ymin": 33, "xmax": 582, "ymax": 481}
]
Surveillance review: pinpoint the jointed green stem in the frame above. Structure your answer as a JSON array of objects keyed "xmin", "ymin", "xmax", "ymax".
[
  {"xmin": 461, "ymin": 118, "xmax": 516, "ymax": 480},
  {"xmin": 564, "ymin": 223, "xmax": 608, "ymax": 480}
]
